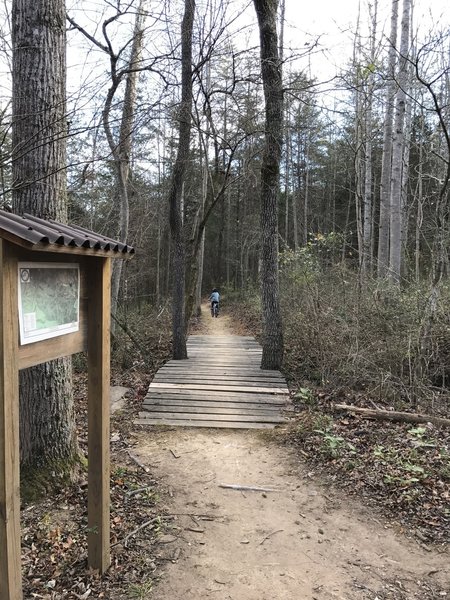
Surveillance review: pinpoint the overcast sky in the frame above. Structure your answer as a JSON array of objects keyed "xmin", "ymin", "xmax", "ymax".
[
  {"xmin": 61, "ymin": 0, "xmax": 450, "ymax": 125},
  {"xmin": 283, "ymin": 0, "xmax": 450, "ymax": 79}
]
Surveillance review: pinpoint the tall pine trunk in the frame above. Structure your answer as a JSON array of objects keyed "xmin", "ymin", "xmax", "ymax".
[
  {"xmin": 377, "ymin": 0, "xmax": 399, "ymax": 277},
  {"xmin": 253, "ymin": 0, "xmax": 284, "ymax": 369},
  {"xmin": 389, "ymin": 0, "xmax": 411, "ymax": 284},
  {"xmin": 168, "ymin": 0, "xmax": 195, "ymax": 359},
  {"xmin": 12, "ymin": 0, "xmax": 79, "ymax": 489},
  {"xmin": 361, "ymin": 0, "xmax": 378, "ymax": 278}
]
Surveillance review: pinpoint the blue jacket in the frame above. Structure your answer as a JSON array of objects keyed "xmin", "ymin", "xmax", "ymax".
[{"xmin": 209, "ymin": 291, "xmax": 220, "ymax": 303}]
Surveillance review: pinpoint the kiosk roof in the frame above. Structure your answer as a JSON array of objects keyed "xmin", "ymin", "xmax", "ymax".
[{"xmin": 0, "ymin": 210, "xmax": 134, "ymax": 257}]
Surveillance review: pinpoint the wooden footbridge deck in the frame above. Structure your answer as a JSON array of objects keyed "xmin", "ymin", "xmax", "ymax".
[{"xmin": 135, "ymin": 335, "xmax": 291, "ymax": 429}]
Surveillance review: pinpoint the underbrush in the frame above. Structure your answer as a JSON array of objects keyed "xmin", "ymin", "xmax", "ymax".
[
  {"xmin": 111, "ymin": 302, "xmax": 172, "ymax": 373},
  {"xmin": 226, "ymin": 267, "xmax": 450, "ymax": 416},
  {"xmin": 279, "ymin": 255, "xmax": 450, "ymax": 416},
  {"xmin": 23, "ymin": 302, "xmax": 173, "ymax": 599}
]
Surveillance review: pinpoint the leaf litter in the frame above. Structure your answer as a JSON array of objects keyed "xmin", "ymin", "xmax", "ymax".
[
  {"xmin": 22, "ymin": 353, "xmax": 172, "ymax": 599},
  {"xmin": 283, "ymin": 390, "xmax": 450, "ymax": 549}
]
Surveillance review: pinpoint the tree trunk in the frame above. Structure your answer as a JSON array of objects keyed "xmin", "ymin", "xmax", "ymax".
[
  {"xmin": 284, "ymin": 109, "xmax": 290, "ymax": 246},
  {"xmin": 291, "ymin": 121, "xmax": 299, "ymax": 252},
  {"xmin": 303, "ymin": 141, "xmax": 310, "ymax": 245},
  {"xmin": 354, "ymin": 99, "xmax": 364, "ymax": 273},
  {"xmin": 11, "ymin": 0, "xmax": 79, "ymax": 488},
  {"xmin": 279, "ymin": 0, "xmax": 289, "ymax": 246},
  {"xmin": 195, "ymin": 230, "xmax": 205, "ymax": 316},
  {"xmin": 168, "ymin": 0, "xmax": 195, "ymax": 359},
  {"xmin": 156, "ymin": 223, "xmax": 161, "ymax": 305},
  {"xmin": 253, "ymin": 0, "xmax": 284, "ymax": 370},
  {"xmin": 415, "ymin": 114, "xmax": 424, "ymax": 281},
  {"xmin": 377, "ymin": 0, "xmax": 399, "ymax": 278},
  {"xmin": 361, "ymin": 0, "xmax": 377, "ymax": 278},
  {"xmin": 400, "ymin": 95, "xmax": 412, "ymax": 274},
  {"xmin": 362, "ymin": 101, "xmax": 373, "ymax": 276},
  {"xmin": 353, "ymin": 10, "xmax": 364, "ymax": 273},
  {"xmin": 104, "ymin": 1, "xmax": 146, "ymax": 323},
  {"xmin": 389, "ymin": 0, "xmax": 411, "ymax": 285},
  {"xmin": 194, "ymin": 127, "xmax": 209, "ymax": 317}
]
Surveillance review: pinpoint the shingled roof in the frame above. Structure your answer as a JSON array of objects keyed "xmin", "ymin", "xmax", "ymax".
[{"xmin": 0, "ymin": 210, "xmax": 134, "ymax": 257}]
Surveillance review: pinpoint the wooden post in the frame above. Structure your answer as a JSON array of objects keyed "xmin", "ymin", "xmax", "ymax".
[
  {"xmin": 0, "ymin": 241, "xmax": 22, "ymax": 600},
  {"xmin": 87, "ymin": 257, "xmax": 111, "ymax": 572}
]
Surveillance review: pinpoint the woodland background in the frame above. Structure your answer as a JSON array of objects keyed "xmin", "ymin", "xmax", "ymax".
[
  {"xmin": 54, "ymin": 0, "xmax": 450, "ymax": 412},
  {"xmin": 1, "ymin": 0, "xmax": 450, "ymax": 484},
  {"xmin": 1, "ymin": 0, "xmax": 449, "ymax": 400},
  {"xmin": 1, "ymin": 1, "xmax": 450, "ymax": 596}
]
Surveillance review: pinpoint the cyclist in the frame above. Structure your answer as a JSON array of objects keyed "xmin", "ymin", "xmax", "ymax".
[{"xmin": 209, "ymin": 288, "xmax": 220, "ymax": 317}]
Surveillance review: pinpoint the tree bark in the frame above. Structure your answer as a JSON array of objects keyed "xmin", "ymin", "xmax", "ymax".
[
  {"xmin": 389, "ymin": 0, "xmax": 411, "ymax": 285},
  {"xmin": 377, "ymin": 0, "xmax": 399, "ymax": 278},
  {"xmin": 194, "ymin": 127, "xmax": 209, "ymax": 317},
  {"xmin": 168, "ymin": 0, "xmax": 195, "ymax": 359},
  {"xmin": 253, "ymin": 0, "xmax": 284, "ymax": 369},
  {"xmin": 362, "ymin": 99, "xmax": 373, "ymax": 276},
  {"xmin": 11, "ymin": 0, "xmax": 79, "ymax": 484},
  {"xmin": 361, "ymin": 0, "xmax": 378, "ymax": 278}
]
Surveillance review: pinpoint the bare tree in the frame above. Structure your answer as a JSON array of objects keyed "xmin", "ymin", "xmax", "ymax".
[
  {"xmin": 107, "ymin": 1, "xmax": 146, "ymax": 321},
  {"xmin": 68, "ymin": 1, "xmax": 147, "ymax": 321},
  {"xmin": 413, "ymin": 31, "xmax": 450, "ymax": 379}
]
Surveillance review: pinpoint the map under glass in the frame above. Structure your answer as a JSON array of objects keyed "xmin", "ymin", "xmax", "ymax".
[{"xmin": 18, "ymin": 262, "xmax": 80, "ymax": 345}]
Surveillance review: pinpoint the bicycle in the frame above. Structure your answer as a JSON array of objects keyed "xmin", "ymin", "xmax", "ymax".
[{"xmin": 211, "ymin": 301, "xmax": 219, "ymax": 318}]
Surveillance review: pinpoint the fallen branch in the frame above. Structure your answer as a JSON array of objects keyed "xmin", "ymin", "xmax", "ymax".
[
  {"xmin": 219, "ymin": 484, "xmax": 279, "ymax": 493},
  {"xmin": 260, "ymin": 529, "xmax": 284, "ymax": 545},
  {"xmin": 332, "ymin": 404, "xmax": 450, "ymax": 429},
  {"xmin": 128, "ymin": 451, "xmax": 150, "ymax": 473},
  {"xmin": 126, "ymin": 485, "xmax": 154, "ymax": 497},
  {"xmin": 112, "ymin": 517, "xmax": 160, "ymax": 548},
  {"xmin": 166, "ymin": 512, "xmax": 222, "ymax": 520}
]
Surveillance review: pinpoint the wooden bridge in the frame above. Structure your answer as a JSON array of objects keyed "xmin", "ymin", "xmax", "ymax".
[{"xmin": 135, "ymin": 335, "xmax": 291, "ymax": 429}]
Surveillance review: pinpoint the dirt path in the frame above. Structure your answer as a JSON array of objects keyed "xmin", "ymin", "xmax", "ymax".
[{"xmin": 134, "ymin": 306, "xmax": 449, "ymax": 599}]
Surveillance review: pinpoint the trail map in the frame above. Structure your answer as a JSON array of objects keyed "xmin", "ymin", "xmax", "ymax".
[{"xmin": 18, "ymin": 262, "xmax": 80, "ymax": 345}]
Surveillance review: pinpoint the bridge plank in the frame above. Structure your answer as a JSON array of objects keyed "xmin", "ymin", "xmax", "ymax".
[
  {"xmin": 134, "ymin": 419, "xmax": 276, "ymax": 429},
  {"xmin": 140, "ymin": 405, "xmax": 284, "ymax": 416},
  {"xmin": 138, "ymin": 412, "xmax": 287, "ymax": 423},
  {"xmin": 144, "ymin": 392, "xmax": 288, "ymax": 404},
  {"xmin": 143, "ymin": 399, "xmax": 292, "ymax": 411},
  {"xmin": 151, "ymin": 382, "xmax": 289, "ymax": 394}
]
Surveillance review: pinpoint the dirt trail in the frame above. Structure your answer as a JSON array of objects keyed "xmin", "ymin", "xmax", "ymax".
[{"xmin": 134, "ymin": 306, "xmax": 449, "ymax": 599}]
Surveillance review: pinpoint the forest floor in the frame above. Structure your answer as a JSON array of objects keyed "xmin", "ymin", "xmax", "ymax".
[{"xmin": 21, "ymin": 305, "xmax": 450, "ymax": 599}]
